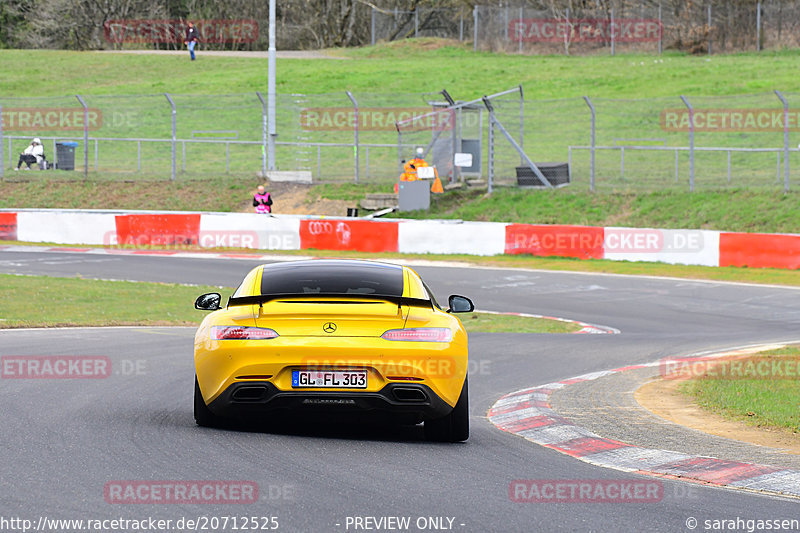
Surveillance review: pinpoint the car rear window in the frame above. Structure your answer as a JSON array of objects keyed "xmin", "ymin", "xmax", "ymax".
[{"xmin": 260, "ymin": 261, "xmax": 405, "ymax": 296}]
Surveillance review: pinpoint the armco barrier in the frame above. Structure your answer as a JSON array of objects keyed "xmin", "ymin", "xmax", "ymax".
[
  {"xmin": 603, "ymin": 228, "xmax": 720, "ymax": 267},
  {"xmin": 398, "ymin": 220, "xmax": 505, "ymax": 256},
  {"xmin": 505, "ymin": 224, "xmax": 604, "ymax": 259},
  {"xmin": 719, "ymin": 232, "xmax": 800, "ymax": 269},
  {"xmin": 199, "ymin": 213, "xmax": 301, "ymax": 250},
  {"xmin": 299, "ymin": 219, "xmax": 398, "ymax": 253},
  {"xmin": 17, "ymin": 211, "xmax": 116, "ymax": 245},
  {"xmin": 0, "ymin": 209, "xmax": 798, "ymax": 271},
  {"xmin": 115, "ymin": 214, "xmax": 201, "ymax": 246},
  {"xmin": 0, "ymin": 213, "xmax": 17, "ymax": 241}
]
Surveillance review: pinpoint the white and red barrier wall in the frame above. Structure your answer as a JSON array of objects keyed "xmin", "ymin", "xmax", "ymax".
[{"xmin": 0, "ymin": 209, "xmax": 798, "ymax": 270}]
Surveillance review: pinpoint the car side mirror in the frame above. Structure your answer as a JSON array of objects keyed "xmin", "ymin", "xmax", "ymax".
[
  {"xmin": 447, "ymin": 295, "xmax": 474, "ymax": 313},
  {"xmin": 195, "ymin": 292, "xmax": 222, "ymax": 311}
]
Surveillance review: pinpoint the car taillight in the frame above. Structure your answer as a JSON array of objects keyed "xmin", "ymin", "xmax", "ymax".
[
  {"xmin": 381, "ymin": 328, "xmax": 453, "ymax": 342},
  {"xmin": 211, "ymin": 326, "xmax": 279, "ymax": 340}
]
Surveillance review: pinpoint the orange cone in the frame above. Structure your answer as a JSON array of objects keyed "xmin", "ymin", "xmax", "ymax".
[{"xmin": 431, "ymin": 176, "xmax": 443, "ymax": 193}]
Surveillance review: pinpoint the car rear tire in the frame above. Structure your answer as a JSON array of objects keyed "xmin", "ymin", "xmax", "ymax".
[
  {"xmin": 194, "ymin": 376, "xmax": 224, "ymax": 428},
  {"xmin": 424, "ymin": 377, "xmax": 469, "ymax": 442}
]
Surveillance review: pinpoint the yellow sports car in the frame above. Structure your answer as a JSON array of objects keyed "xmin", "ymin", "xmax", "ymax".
[{"xmin": 193, "ymin": 259, "xmax": 474, "ymax": 442}]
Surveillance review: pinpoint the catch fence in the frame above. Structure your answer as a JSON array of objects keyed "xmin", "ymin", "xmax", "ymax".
[{"xmin": 2, "ymin": 90, "xmax": 798, "ymax": 192}]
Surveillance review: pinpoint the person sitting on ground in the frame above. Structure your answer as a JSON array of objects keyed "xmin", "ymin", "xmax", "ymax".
[
  {"xmin": 15, "ymin": 138, "xmax": 45, "ymax": 170},
  {"xmin": 253, "ymin": 185, "xmax": 273, "ymax": 214}
]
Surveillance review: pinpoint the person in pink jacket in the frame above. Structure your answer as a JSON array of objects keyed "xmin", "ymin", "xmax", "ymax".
[{"xmin": 253, "ymin": 185, "xmax": 273, "ymax": 214}]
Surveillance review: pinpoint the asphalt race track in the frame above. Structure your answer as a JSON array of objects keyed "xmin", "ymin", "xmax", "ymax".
[{"xmin": 1, "ymin": 248, "xmax": 799, "ymax": 532}]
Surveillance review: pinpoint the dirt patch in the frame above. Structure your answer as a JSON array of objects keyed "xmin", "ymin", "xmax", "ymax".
[
  {"xmin": 247, "ymin": 181, "xmax": 353, "ymax": 216},
  {"xmin": 635, "ymin": 377, "xmax": 800, "ymax": 454}
]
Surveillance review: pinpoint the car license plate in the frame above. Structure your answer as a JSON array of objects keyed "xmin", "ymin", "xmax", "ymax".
[{"xmin": 292, "ymin": 370, "xmax": 367, "ymax": 389}]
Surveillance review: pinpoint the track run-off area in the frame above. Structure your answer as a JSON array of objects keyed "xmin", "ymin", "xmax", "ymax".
[{"xmin": 0, "ymin": 247, "xmax": 799, "ymax": 532}]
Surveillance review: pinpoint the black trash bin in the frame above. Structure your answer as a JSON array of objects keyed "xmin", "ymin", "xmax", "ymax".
[{"xmin": 55, "ymin": 141, "xmax": 79, "ymax": 171}]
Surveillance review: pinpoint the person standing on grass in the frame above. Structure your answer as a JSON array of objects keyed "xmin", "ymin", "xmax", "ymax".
[
  {"xmin": 184, "ymin": 22, "xmax": 199, "ymax": 61},
  {"xmin": 253, "ymin": 185, "xmax": 273, "ymax": 214}
]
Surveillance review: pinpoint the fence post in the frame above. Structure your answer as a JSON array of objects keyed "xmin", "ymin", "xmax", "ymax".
[
  {"xmin": 519, "ymin": 6, "xmax": 523, "ymax": 53},
  {"xmin": 459, "ymin": 11, "xmax": 464, "ymax": 41},
  {"xmin": 371, "ymin": 6, "xmax": 376, "ymax": 46},
  {"xmin": 256, "ymin": 91, "xmax": 267, "ymax": 176},
  {"xmin": 658, "ymin": 2, "xmax": 663, "ymax": 55},
  {"xmin": 564, "ymin": 8, "xmax": 570, "ymax": 55},
  {"xmin": 518, "ymin": 84, "xmax": 524, "ymax": 164},
  {"xmin": 487, "ymin": 102, "xmax": 494, "ymax": 194},
  {"xmin": 414, "ymin": 8, "xmax": 419, "ymax": 38},
  {"xmin": 610, "ymin": 8, "xmax": 615, "ymax": 56},
  {"xmin": 775, "ymin": 90, "xmax": 790, "ymax": 192},
  {"xmin": 75, "ymin": 95, "xmax": 89, "ymax": 178},
  {"xmin": 164, "ymin": 93, "xmax": 176, "ymax": 181},
  {"xmin": 756, "ymin": 2, "xmax": 762, "ymax": 51},
  {"xmin": 473, "ymin": 5, "xmax": 478, "ymax": 52},
  {"xmin": 680, "ymin": 95, "xmax": 695, "ymax": 192},
  {"xmin": 583, "ymin": 96, "xmax": 596, "ymax": 192},
  {"xmin": 0, "ymin": 102, "xmax": 4, "ymax": 179},
  {"xmin": 346, "ymin": 91, "xmax": 359, "ymax": 183},
  {"xmin": 268, "ymin": 0, "xmax": 277, "ymax": 171},
  {"xmin": 707, "ymin": 4, "xmax": 712, "ymax": 55}
]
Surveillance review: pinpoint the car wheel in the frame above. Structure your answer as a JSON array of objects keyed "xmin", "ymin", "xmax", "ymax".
[
  {"xmin": 424, "ymin": 377, "xmax": 469, "ymax": 442},
  {"xmin": 194, "ymin": 376, "xmax": 224, "ymax": 428}
]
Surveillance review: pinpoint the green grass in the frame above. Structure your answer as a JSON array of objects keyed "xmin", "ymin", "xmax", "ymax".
[
  {"xmin": 680, "ymin": 347, "xmax": 800, "ymax": 432},
  {"xmin": 0, "ymin": 273, "xmax": 577, "ymax": 332},
  {"xmin": 4, "ymin": 43, "xmax": 800, "ymax": 98},
  {"xmin": 2, "ymin": 180, "xmax": 797, "ymax": 234},
  {"xmin": 394, "ymin": 187, "xmax": 800, "ymax": 233},
  {"xmin": 0, "ymin": 274, "xmax": 228, "ymax": 328},
  {"xmin": 460, "ymin": 312, "xmax": 581, "ymax": 333}
]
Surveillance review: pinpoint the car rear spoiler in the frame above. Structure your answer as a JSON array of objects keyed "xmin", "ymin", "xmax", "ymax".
[{"xmin": 227, "ymin": 293, "xmax": 434, "ymax": 309}]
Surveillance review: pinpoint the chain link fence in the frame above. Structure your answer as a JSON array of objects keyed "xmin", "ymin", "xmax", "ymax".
[{"xmin": 1, "ymin": 90, "xmax": 798, "ymax": 192}]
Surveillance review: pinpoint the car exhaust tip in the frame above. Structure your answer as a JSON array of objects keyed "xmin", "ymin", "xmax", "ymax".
[
  {"xmin": 232, "ymin": 386, "xmax": 268, "ymax": 402},
  {"xmin": 392, "ymin": 387, "xmax": 428, "ymax": 402}
]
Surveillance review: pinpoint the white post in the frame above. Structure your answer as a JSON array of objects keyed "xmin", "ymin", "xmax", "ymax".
[{"xmin": 268, "ymin": 0, "xmax": 277, "ymax": 171}]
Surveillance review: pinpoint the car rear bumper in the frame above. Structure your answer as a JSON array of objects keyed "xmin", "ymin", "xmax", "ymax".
[{"xmin": 207, "ymin": 380, "xmax": 453, "ymax": 423}]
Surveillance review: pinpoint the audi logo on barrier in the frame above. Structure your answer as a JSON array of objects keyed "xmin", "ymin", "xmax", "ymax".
[
  {"xmin": 322, "ymin": 322, "xmax": 337, "ymax": 333},
  {"xmin": 306, "ymin": 220, "xmax": 351, "ymax": 246},
  {"xmin": 307, "ymin": 221, "xmax": 333, "ymax": 235}
]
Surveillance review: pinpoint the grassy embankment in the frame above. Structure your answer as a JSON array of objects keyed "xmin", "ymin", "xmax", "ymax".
[{"xmin": 680, "ymin": 346, "xmax": 800, "ymax": 432}]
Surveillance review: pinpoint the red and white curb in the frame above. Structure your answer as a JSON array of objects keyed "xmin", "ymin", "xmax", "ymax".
[
  {"xmin": 488, "ymin": 344, "xmax": 800, "ymax": 499},
  {"xmin": 475, "ymin": 310, "xmax": 619, "ymax": 335}
]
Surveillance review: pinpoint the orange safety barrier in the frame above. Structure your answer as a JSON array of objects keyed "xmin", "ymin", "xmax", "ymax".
[
  {"xmin": 505, "ymin": 224, "xmax": 605, "ymax": 259},
  {"xmin": 719, "ymin": 232, "xmax": 800, "ymax": 269},
  {"xmin": 300, "ymin": 219, "xmax": 398, "ymax": 253},
  {"xmin": 0, "ymin": 213, "xmax": 18, "ymax": 241},
  {"xmin": 114, "ymin": 214, "xmax": 201, "ymax": 246}
]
